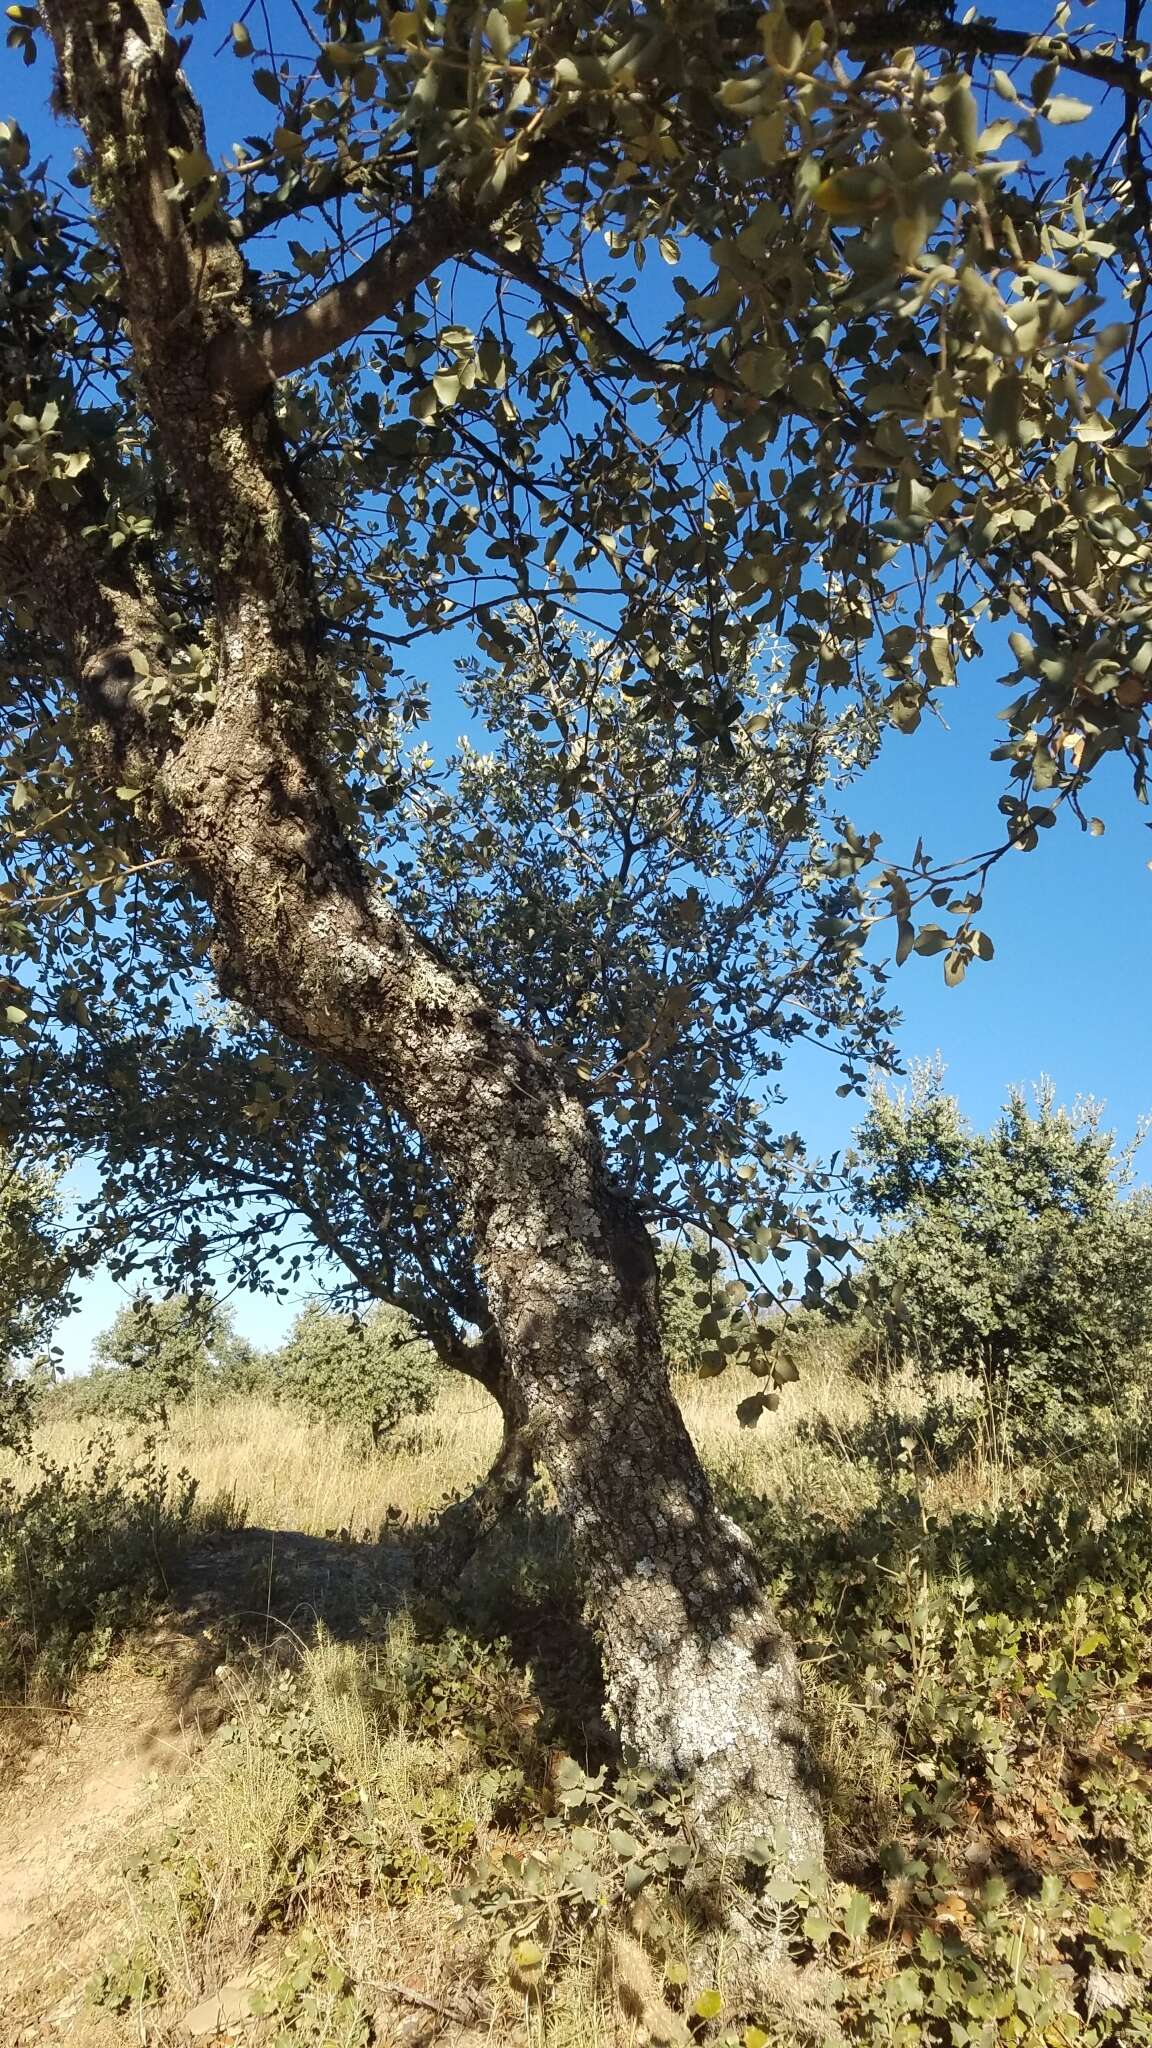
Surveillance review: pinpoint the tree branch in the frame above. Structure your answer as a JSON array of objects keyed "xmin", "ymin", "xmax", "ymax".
[
  {"xmin": 215, "ymin": 126, "xmax": 596, "ymax": 399},
  {"xmin": 478, "ymin": 238, "xmax": 697, "ymax": 386},
  {"xmin": 839, "ymin": 6, "xmax": 1152, "ymax": 101}
]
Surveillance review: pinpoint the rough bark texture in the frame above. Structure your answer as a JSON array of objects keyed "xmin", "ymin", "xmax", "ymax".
[
  {"xmin": 413, "ymin": 1333, "xmax": 537, "ymax": 1588},
  {"xmin": 10, "ymin": 0, "xmax": 824, "ymax": 1866}
]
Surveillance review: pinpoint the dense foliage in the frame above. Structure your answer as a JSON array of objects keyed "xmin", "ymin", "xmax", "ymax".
[
  {"xmin": 0, "ymin": 1143, "xmax": 76, "ymax": 1446},
  {"xmin": 273, "ymin": 1300, "xmax": 440, "ymax": 1448},
  {"xmin": 851, "ymin": 1071, "xmax": 1152, "ymax": 1439}
]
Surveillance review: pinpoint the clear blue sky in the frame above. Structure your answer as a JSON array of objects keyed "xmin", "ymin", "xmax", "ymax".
[{"xmin": 4, "ymin": 11, "xmax": 1150, "ymax": 1371}]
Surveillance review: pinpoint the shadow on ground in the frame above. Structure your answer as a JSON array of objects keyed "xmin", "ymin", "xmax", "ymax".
[{"xmin": 160, "ymin": 1516, "xmax": 612, "ymax": 1766}]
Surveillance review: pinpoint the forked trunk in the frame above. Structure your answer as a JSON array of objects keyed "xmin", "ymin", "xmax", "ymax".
[{"xmin": 415, "ymin": 1341, "xmax": 537, "ymax": 1587}]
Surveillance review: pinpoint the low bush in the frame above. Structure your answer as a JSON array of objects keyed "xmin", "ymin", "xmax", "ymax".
[
  {"xmin": 0, "ymin": 1433, "xmax": 211, "ymax": 1701},
  {"xmin": 115, "ymin": 1616, "xmax": 548, "ymax": 1982}
]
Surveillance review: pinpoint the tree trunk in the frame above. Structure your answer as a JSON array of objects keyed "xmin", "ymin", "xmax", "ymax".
[
  {"xmin": 17, "ymin": 0, "xmax": 824, "ymax": 1874},
  {"xmin": 160, "ymin": 727, "xmax": 823, "ymax": 1858},
  {"xmin": 414, "ymin": 1333, "xmax": 537, "ymax": 1587}
]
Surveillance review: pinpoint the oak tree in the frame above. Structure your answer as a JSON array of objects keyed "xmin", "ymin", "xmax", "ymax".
[
  {"xmin": 851, "ymin": 1069, "xmax": 1152, "ymax": 1439},
  {"xmin": 3, "ymin": 0, "xmax": 1152, "ymax": 1864}
]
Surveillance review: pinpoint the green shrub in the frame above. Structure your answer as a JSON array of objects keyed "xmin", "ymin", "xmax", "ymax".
[
  {"xmin": 849, "ymin": 1069, "xmax": 1152, "ymax": 1438},
  {"xmin": 657, "ymin": 1236, "xmax": 769, "ymax": 1382},
  {"xmin": 0, "ymin": 1435, "xmax": 205, "ymax": 1700},
  {"xmin": 0, "ymin": 1145, "xmax": 77, "ymax": 1449},
  {"xmin": 69, "ymin": 1292, "xmax": 264, "ymax": 1425},
  {"xmin": 273, "ymin": 1300, "xmax": 439, "ymax": 1449}
]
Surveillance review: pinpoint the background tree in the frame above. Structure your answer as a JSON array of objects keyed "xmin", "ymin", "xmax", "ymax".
[
  {"xmin": 87, "ymin": 1291, "xmax": 254, "ymax": 1426},
  {"xmin": 0, "ymin": 1143, "xmax": 75, "ymax": 1446},
  {"xmin": 274, "ymin": 1300, "xmax": 439, "ymax": 1450},
  {"xmin": 850, "ymin": 1069, "xmax": 1152, "ymax": 1442},
  {"xmin": 4, "ymin": 0, "xmax": 1152, "ymax": 1865}
]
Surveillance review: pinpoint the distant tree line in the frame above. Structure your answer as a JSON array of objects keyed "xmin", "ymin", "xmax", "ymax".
[{"xmin": 5, "ymin": 1073, "xmax": 1152, "ymax": 1463}]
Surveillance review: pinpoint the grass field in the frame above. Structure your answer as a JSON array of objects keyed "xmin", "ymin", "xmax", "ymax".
[{"xmin": 2, "ymin": 1345, "xmax": 1151, "ymax": 2046}]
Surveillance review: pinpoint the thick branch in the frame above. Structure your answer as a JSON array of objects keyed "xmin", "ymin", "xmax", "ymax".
[{"xmin": 215, "ymin": 128, "xmax": 595, "ymax": 400}]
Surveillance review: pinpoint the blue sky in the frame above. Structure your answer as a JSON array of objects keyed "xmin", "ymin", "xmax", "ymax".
[{"xmin": 3, "ymin": 9, "xmax": 1150, "ymax": 1370}]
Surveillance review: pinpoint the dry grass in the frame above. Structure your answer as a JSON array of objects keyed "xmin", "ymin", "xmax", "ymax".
[
  {"xmin": 7, "ymin": 1342, "xmax": 1145, "ymax": 2046},
  {"xmin": 7, "ymin": 1379, "xmax": 504, "ymax": 1536},
  {"xmin": 2, "ymin": 1357, "xmax": 846, "ymax": 1541},
  {"xmin": 4, "ymin": 1338, "xmax": 1010, "ymax": 1543}
]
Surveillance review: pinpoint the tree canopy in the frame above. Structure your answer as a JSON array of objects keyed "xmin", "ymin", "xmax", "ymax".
[
  {"xmin": 274, "ymin": 1298, "xmax": 440, "ymax": 1445},
  {"xmin": 4, "ymin": 0, "xmax": 1151, "ymax": 1297},
  {"xmin": 6, "ymin": 623, "xmax": 894, "ymax": 1353},
  {"xmin": 86, "ymin": 1289, "xmax": 255, "ymax": 1422}
]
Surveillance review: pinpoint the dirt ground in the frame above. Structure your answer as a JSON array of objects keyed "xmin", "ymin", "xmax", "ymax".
[{"xmin": 0, "ymin": 1530, "xmax": 415, "ymax": 2048}]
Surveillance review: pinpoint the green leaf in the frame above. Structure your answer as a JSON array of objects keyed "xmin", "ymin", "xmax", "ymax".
[
  {"xmin": 486, "ymin": 7, "xmax": 511, "ymax": 59},
  {"xmin": 1044, "ymin": 95, "xmax": 1092, "ymax": 125},
  {"xmin": 169, "ymin": 146, "xmax": 214, "ymax": 189},
  {"xmin": 231, "ymin": 20, "xmax": 252, "ymax": 56},
  {"xmin": 941, "ymin": 76, "xmax": 979, "ymax": 158},
  {"xmin": 691, "ymin": 1989, "xmax": 724, "ymax": 2021},
  {"xmin": 842, "ymin": 1889, "xmax": 872, "ymax": 1940}
]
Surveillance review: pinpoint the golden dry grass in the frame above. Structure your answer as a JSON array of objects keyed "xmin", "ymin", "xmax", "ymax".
[
  {"xmin": 6, "ymin": 1338, "xmax": 881, "ymax": 1542},
  {"xmin": 6, "ymin": 1379, "xmax": 503, "ymax": 1536}
]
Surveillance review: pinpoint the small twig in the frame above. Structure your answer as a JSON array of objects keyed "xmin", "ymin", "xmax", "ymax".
[
  {"xmin": 368, "ymin": 1980, "xmax": 475, "ymax": 2025},
  {"xmin": 0, "ymin": 1700, "xmax": 74, "ymax": 1714}
]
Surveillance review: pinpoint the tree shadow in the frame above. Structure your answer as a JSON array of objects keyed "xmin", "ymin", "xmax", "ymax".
[{"xmin": 155, "ymin": 1513, "xmax": 614, "ymax": 1767}]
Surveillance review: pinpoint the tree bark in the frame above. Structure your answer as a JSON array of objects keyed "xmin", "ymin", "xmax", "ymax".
[
  {"xmin": 14, "ymin": 0, "xmax": 824, "ymax": 1870},
  {"xmin": 414, "ymin": 1332, "xmax": 537, "ymax": 1588}
]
